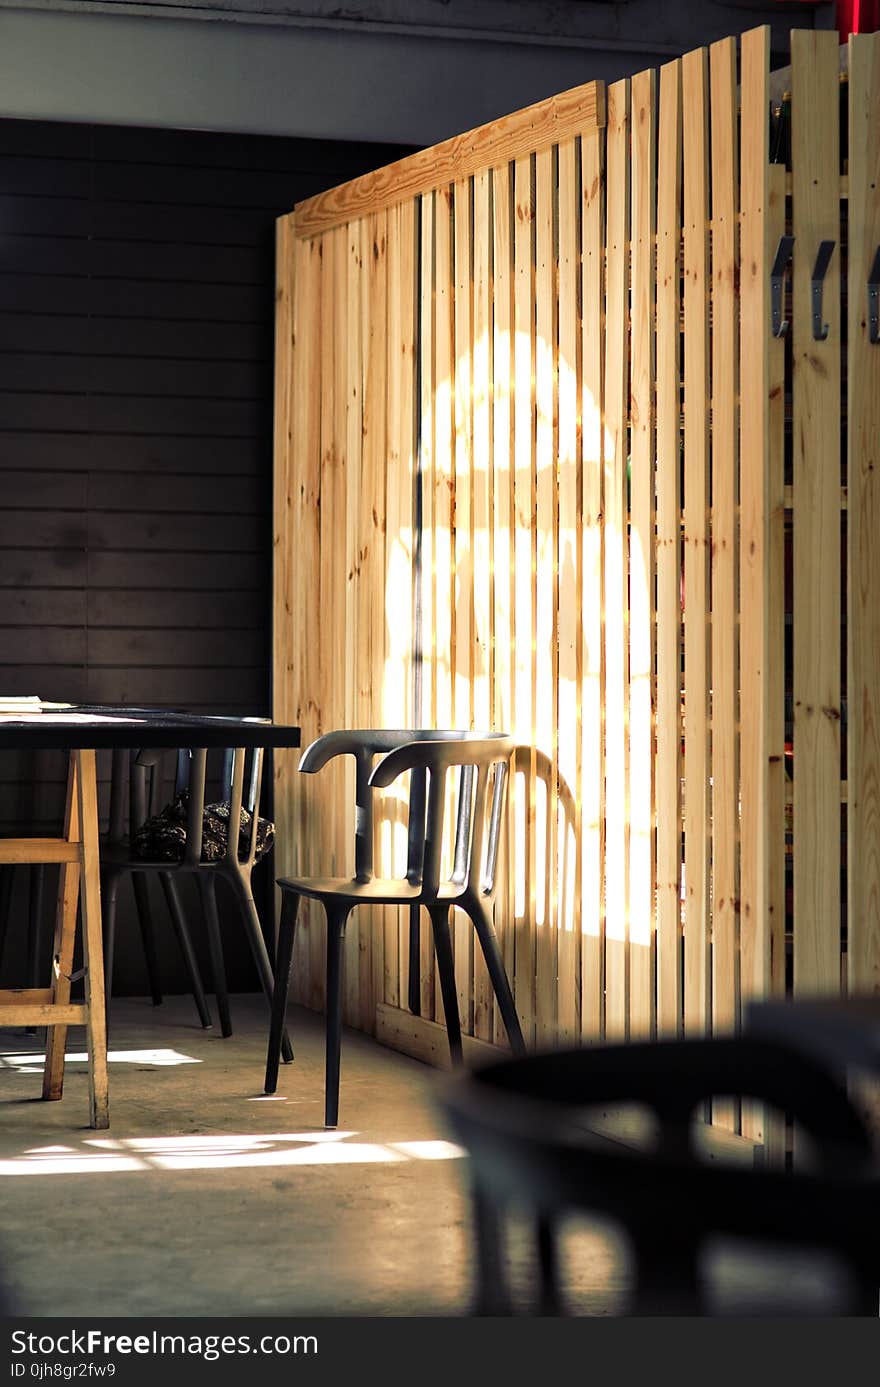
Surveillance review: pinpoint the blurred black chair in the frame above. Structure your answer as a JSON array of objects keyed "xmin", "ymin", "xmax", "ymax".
[
  {"xmin": 265, "ymin": 729, "xmax": 525, "ymax": 1126},
  {"xmin": 441, "ymin": 1036, "xmax": 880, "ymax": 1315},
  {"xmin": 102, "ymin": 745, "xmax": 291, "ymax": 1059}
]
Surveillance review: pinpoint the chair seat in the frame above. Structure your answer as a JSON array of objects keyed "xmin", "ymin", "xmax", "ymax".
[{"xmin": 278, "ymin": 874, "xmax": 466, "ymax": 907}]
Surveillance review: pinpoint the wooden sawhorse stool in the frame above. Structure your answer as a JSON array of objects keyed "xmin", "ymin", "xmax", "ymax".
[{"xmin": 0, "ymin": 749, "xmax": 108, "ymax": 1129}]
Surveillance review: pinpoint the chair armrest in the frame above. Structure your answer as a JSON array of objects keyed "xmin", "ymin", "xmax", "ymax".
[
  {"xmin": 299, "ymin": 729, "xmax": 422, "ymax": 775},
  {"xmin": 368, "ymin": 735, "xmax": 513, "ymax": 788}
]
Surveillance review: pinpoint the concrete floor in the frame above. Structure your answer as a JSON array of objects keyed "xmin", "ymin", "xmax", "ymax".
[{"xmin": 0, "ymin": 995, "xmax": 625, "ymax": 1318}]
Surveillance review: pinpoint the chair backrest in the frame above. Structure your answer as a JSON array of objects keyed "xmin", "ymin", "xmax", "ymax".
[
  {"xmin": 441, "ymin": 1036, "xmax": 880, "ymax": 1315},
  {"xmin": 107, "ymin": 744, "xmax": 265, "ymax": 867},
  {"xmin": 299, "ymin": 729, "xmax": 512, "ymax": 896}
]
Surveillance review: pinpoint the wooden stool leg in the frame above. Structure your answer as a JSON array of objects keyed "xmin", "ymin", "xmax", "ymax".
[
  {"xmin": 75, "ymin": 749, "xmax": 109, "ymax": 1130},
  {"xmin": 42, "ymin": 754, "xmax": 81, "ymax": 1102}
]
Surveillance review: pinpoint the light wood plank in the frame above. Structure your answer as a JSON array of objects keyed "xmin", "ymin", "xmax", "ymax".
[
  {"xmin": 655, "ymin": 59, "xmax": 683, "ymax": 1037},
  {"xmin": 603, "ymin": 78, "xmax": 630, "ymax": 1040},
  {"xmin": 709, "ymin": 37, "xmax": 739, "ymax": 1130},
  {"xmin": 848, "ymin": 33, "xmax": 880, "ymax": 996},
  {"xmin": 628, "ymin": 66, "xmax": 656, "ymax": 1041},
  {"xmin": 535, "ymin": 144, "xmax": 558, "ymax": 1046},
  {"xmin": 0, "ymin": 840, "xmax": 81, "ymax": 863},
  {"xmin": 791, "ymin": 30, "xmax": 841, "ymax": 997},
  {"xmin": 3, "ymin": 1004, "xmax": 87, "ymax": 1026},
  {"xmin": 452, "ymin": 176, "xmax": 475, "ymax": 1037},
  {"xmin": 682, "ymin": 47, "xmax": 711, "ymax": 1038},
  {"xmin": 272, "ymin": 212, "xmax": 298, "ymax": 926},
  {"xmin": 513, "ymin": 153, "xmax": 537, "ymax": 1044},
  {"xmin": 343, "ymin": 218, "xmax": 364, "ymax": 1028},
  {"xmin": 557, "ymin": 135, "xmax": 581, "ymax": 1044},
  {"xmin": 294, "ymin": 83, "xmax": 606, "ymax": 238},
  {"xmin": 418, "ymin": 191, "xmax": 437, "ymax": 1021},
  {"xmin": 491, "ymin": 162, "xmax": 517, "ymax": 1027},
  {"xmin": 75, "ymin": 748, "xmax": 109, "ymax": 1128},
  {"xmin": 472, "ymin": 167, "xmax": 494, "ymax": 1043},
  {"xmin": 739, "ymin": 25, "xmax": 772, "ymax": 1143},
  {"xmin": 581, "ymin": 127, "xmax": 605, "ymax": 1042},
  {"xmin": 42, "ymin": 752, "xmax": 80, "ymax": 1101},
  {"xmin": 434, "ymin": 186, "xmax": 456, "ymax": 1024}
]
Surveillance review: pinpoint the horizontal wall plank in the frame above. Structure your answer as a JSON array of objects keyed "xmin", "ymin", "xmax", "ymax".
[
  {"xmin": 0, "ymin": 434, "xmax": 264, "ymax": 473},
  {"xmin": 0, "ymin": 274, "xmax": 267, "ymax": 321},
  {"xmin": 0, "ymin": 354, "xmax": 266, "ymax": 401},
  {"xmin": 85, "ymin": 628, "xmax": 264, "ymax": 667},
  {"xmin": 87, "ymin": 589, "xmax": 258, "ymax": 628},
  {"xmin": 0, "ymin": 394, "xmax": 264, "ymax": 436},
  {"xmin": 2, "ymin": 234, "xmax": 266, "ymax": 285},
  {"xmin": 0, "ymin": 312, "xmax": 268, "ymax": 362}
]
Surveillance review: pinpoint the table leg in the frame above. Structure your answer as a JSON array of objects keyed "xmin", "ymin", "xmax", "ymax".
[
  {"xmin": 76, "ymin": 749, "xmax": 109, "ymax": 1129},
  {"xmin": 42, "ymin": 753, "xmax": 81, "ymax": 1102}
]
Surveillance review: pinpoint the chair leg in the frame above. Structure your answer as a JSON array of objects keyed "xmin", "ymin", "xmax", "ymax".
[
  {"xmin": 131, "ymin": 873, "xmax": 163, "ymax": 1007},
  {"xmin": 264, "ymin": 891, "xmax": 300, "ymax": 1093},
  {"xmin": 228, "ymin": 870, "xmax": 292, "ymax": 1063},
  {"xmin": 472, "ymin": 1181, "xmax": 512, "ymax": 1315},
  {"xmin": 468, "ymin": 895, "xmax": 526, "ymax": 1056},
  {"xmin": 408, "ymin": 903, "xmax": 421, "ymax": 1015},
  {"xmin": 428, "ymin": 902, "xmax": 463, "ymax": 1067},
  {"xmin": 198, "ymin": 874, "xmax": 232, "ymax": 1038},
  {"xmin": 25, "ymin": 865, "xmax": 46, "ymax": 1034},
  {"xmin": 0, "ymin": 866, "xmax": 14, "ymax": 971},
  {"xmin": 101, "ymin": 869, "xmax": 121, "ymax": 1032},
  {"xmin": 324, "ymin": 902, "xmax": 350, "ymax": 1129},
  {"xmin": 159, "ymin": 873, "xmax": 213, "ymax": 1030}
]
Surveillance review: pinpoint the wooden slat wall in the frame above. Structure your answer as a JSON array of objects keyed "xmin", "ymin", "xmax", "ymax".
[{"xmin": 275, "ymin": 33, "xmax": 880, "ymax": 1071}]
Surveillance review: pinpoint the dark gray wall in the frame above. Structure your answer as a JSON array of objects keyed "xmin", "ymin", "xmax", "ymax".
[{"xmin": 0, "ymin": 117, "xmax": 410, "ymax": 997}]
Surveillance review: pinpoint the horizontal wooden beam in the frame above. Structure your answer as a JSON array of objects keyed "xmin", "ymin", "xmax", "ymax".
[
  {"xmin": 0, "ymin": 839, "xmax": 80, "ymax": 864},
  {"xmin": 0, "ymin": 988, "xmax": 53, "ymax": 1005},
  {"xmin": 375, "ymin": 1003, "xmax": 507, "ymax": 1070},
  {"xmin": 292, "ymin": 79, "xmax": 605, "ymax": 239},
  {"xmin": 0, "ymin": 1003, "xmax": 86, "ymax": 1025}
]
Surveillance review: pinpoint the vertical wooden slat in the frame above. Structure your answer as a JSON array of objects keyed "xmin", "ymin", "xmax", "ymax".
[
  {"xmin": 418, "ymin": 191, "xmax": 437, "ymax": 1021},
  {"xmin": 603, "ymin": 78, "xmax": 630, "ymax": 1039},
  {"xmin": 473, "ymin": 168, "xmax": 494, "ymax": 1042},
  {"xmin": 739, "ymin": 25, "xmax": 772, "ymax": 1141},
  {"xmin": 343, "ymin": 217, "xmax": 364, "ymax": 1027},
  {"xmin": 655, "ymin": 59, "xmax": 683, "ymax": 1037},
  {"xmin": 453, "ymin": 176, "xmax": 475, "ymax": 1036},
  {"xmin": 628, "ymin": 67, "xmax": 656, "ymax": 1040},
  {"xmin": 492, "ymin": 161, "xmax": 517, "ymax": 1032},
  {"xmin": 513, "ymin": 153, "xmax": 536, "ymax": 1043},
  {"xmin": 848, "ymin": 33, "xmax": 880, "ymax": 995},
  {"xmin": 383, "ymin": 201, "xmax": 415, "ymax": 1011},
  {"xmin": 452, "ymin": 205, "xmax": 475, "ymax": 1026},
  {"xmin": 398, "ymin": 198, "xmax": 418, "ymax": 1008},
  {"xmin": 682, "ymin": 47, "xmax": 710, "ymax": 1037},
  {"xmin": 791, "ymin": 30, "xmax": 841, "ymax": 997},
  {"xmin": 557, "ymin": 135, "xmax": 581, "ymax": 1043},
  {"xmin": 272, "ymin": 212, "xmax": 297, "ymax": 901},
  {"xmin": 290, "ymin": 230, "xmax": 323, "ymax": 1008},
  {"xmin": 581, "ymin": 128, "xmax": 605, "ymax": 1041},
  {"xmin": 535, "ymin": 144, "xmax": 558, "ymax": 1046},
  {"xmin": 434, "ymin": 186, "xmax": 456, "ymax": 1021},
  {"xmin": 709, "ymin": 37, "xmax": 739, "ymax": 1056}
]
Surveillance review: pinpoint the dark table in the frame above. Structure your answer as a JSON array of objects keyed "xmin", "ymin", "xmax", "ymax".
[{"xmin": 0, "ymin": 706, "xmax": 300, "ymax": 1128}]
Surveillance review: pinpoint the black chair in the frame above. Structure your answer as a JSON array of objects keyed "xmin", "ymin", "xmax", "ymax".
[
  {"xmin": 441, "ymin": 1036, "xmax": 880, "ymax": 1315},
  {"xmin": 102, "ymin": 744, "xmax": 291, "ymax": 1059},
  {"xmin": 264, "ymin": 729, "xmax": 526, "ymax": 1126}
]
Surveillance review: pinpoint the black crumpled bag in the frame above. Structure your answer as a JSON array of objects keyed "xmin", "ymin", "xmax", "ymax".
[{"xmin": 131, "ymin": 792, "xmax": 275, "ymax": 864}]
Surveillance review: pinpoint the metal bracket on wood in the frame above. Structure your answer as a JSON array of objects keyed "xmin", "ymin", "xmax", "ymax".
[
  {"xmin": 869, "ymin": 246, "xmax": 880, "ymax": 346},
  {"xmin": 811, "ymin": 240, "xmax": 835, "ymax": 341},
  {"xmin": 771, "ymin": 235, "xmax": 795, "ymax": 337}
]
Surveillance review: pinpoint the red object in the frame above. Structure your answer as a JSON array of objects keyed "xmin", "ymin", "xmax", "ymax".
[{"xmin": 836, "ymin": 0, "xmax": 880, "ymax": 41}]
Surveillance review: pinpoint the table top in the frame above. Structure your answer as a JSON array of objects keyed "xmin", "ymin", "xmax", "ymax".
[{"xmin": 0, "ymin": 704, "xmax": 302, "ymax": 752}]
